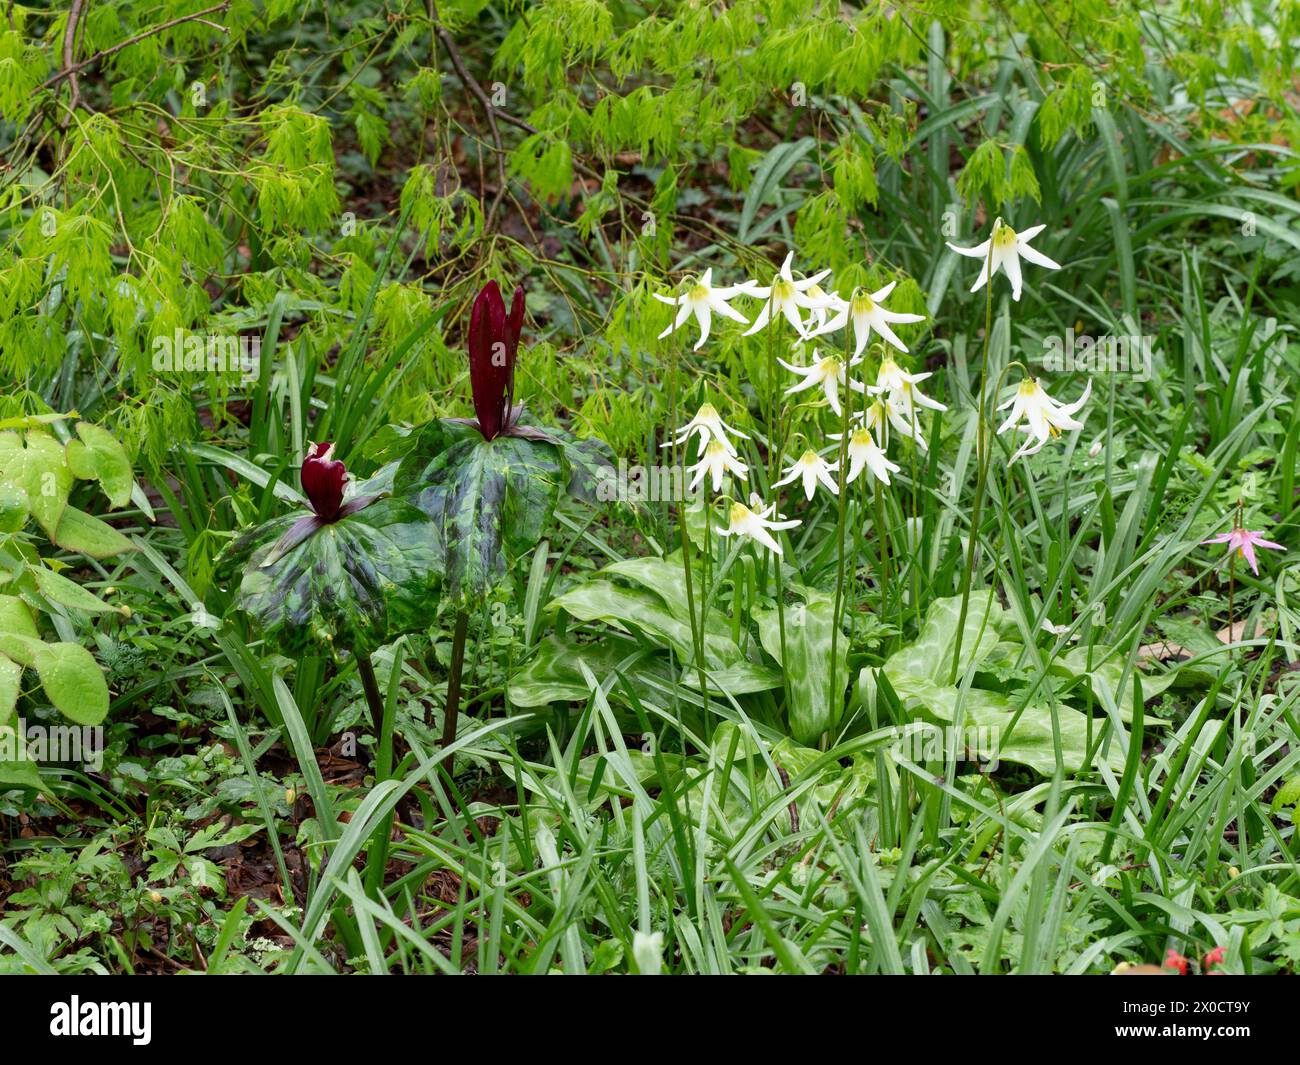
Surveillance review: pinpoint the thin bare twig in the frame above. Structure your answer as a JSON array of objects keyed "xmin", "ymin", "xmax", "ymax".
[
  {"xmin": 41, "ymin": 1, "xmax": 231, "ymax": 92},
  {"xmin": 429, "ymin": 0, "xmax": 509, "ymax": 229}
]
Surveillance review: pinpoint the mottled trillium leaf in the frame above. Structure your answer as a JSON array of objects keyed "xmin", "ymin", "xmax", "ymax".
[
  {"xmin": 227, "ymin": 497, "xmax": 442, "ymax": 657},
  {"xmin": 396, "ymin": 411, "xmax": 613, "ymax": 604}
]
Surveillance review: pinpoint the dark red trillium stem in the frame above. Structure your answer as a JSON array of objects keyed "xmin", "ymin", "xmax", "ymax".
[
  {"xmin": 441, "ymin": 610, "xmax": 470, "ymax": 755},
  {"xmin": 467, "ymin": 280, "xmax": 525, "ymax": 440}
]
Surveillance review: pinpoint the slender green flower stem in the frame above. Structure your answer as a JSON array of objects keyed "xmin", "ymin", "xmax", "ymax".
[
  {"xmin": 766, "ymin": 300, "xmax": 790, "ymax": 703},
  {"xmin": 948, "ymin": 239, "xmax": 999, "ymax": 685},
  {"xmin": 872, "ymin": 476, "xmax": 891, "ymax": 623},
  {"xmin": 668, "ymin": 345, "xmax": 710, "ymax": 718},
  {"xmin": 828, "ymin": 341, "xmax": 854, "ymax": 740}
]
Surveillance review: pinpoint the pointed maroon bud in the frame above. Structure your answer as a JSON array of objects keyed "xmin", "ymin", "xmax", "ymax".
[
  {"xmin": 467, "ymin": 280, "xmax": 526, "ymax": 440},
  {"xmin": 302, "ymin": 442, "xmax": 347, "ymax": 522}
]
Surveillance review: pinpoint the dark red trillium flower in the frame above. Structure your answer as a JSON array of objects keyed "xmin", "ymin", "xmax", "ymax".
[
  {"xmin": 467, "ymin": 280, "xmax": 525, "ymax": 441},
  {"xmin": 302, "ymin": 442, "xmax": 348, "ymax": 522},
  {"xmin": 263, "ymin": 443, "xmax": 380, "ymax": 566}
]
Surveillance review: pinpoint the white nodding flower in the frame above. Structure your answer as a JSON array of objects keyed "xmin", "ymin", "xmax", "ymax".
[
  {"xmin": 946, "ymin": 218, "xmax": 1062, "ymax": 302},
  {"xmin": 863, "ymin": 393, "xmax": 928, "ymax": 451},
  {"xmin": 774, "ymin": 449, "xmax": 840, "ymax": 501},
  {"xmin": 777, "ymin": 349, "xmax": 863, "ymax": 417},
  {"xmin": 744, "ymin": 252, "xmax": 834, "ymax": 337},
  {"xmin": 829, "ymin": 426, "xmax": 900, "ymax": 486},
  {"xmin": 662, "ymin": 402, "xmax": 749, "ymax": 458},
  {"xmin": 876, "ymin": 355, "xmax": 947, "ymax": 414},
  {"xmin": 996, "ymin": 377, "xmax": 1092, "ymax": 461},
  {"xmin": 653, "ymin": 268, "xmax": 753, "ymax": 349},
  {"xmin": 815, "ymin": 283, "xmax": 926, "ymax": 356},
  {"xmin": 800, "ymin": 283, "xmax": 836, "ymax": 336},
  {"xmin": 718, "ymin": 498, "xmax": 801, "ymax": 556},
  {"xmin": 687, "ymin": 439, "xmax": 748, "ymax": 493}
]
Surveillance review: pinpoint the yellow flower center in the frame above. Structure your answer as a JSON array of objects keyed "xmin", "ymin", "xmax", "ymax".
[
  {"xmin": 689, "ymin": 282, "xmax": 709, "ymax": 302},
  {"xmin": 800, "ymin": 449, "xmax": 818, "ymax": 465},
  {"xmin": 818, "ymin": 356, "xmax": 841, "ymax": 379},
  {"xmin": 771, "ymin": 278, "xmax": 795, "ymax": 302},
  {"xmin": 994, "ymin": 221, "xmax": 1018, "ymax": 248},
  {"xmin": 729, "ymin": 502, "xmax": 751, "ymax": 524},
  {"xmin": 697, "ymin": 402, "xmax": 718, "ymax": 419},
  {"xmin": 852, "ymin": 291, "xmax": 874, "ymax": 314},
  {"xmin": 850, "ymin": 428, "xmax": 872, "ymax": 447}
]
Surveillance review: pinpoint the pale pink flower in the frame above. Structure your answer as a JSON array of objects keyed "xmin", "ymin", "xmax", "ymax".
[{"xmin": 1201, "ymin": 526, "xmax": 1285, "ymax": 576}]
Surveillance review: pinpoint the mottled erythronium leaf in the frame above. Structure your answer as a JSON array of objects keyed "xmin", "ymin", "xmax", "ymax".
[
  {"xmin": 65, "ymin": 421, "xmax": 134, "ymax": 508},
  {"xmin": 226, "ymin": 497, "xmax": 443, "ymax": 657},
  {"xmin": 755, "ymin": 587, "xmax": 848, "ymax": 746},
  {"xmin": 1048, "ymin": 645, "xmax": 1176, "ymax": 724},
  {"xmin": 865, "ymin": 671, "xmax": 1124, "ymax": 775},
  {"xmin": 0, "ymin": 430, "xmax": 72, "ymax": 539},
  {"xmin": 884, "ymin": 592, "xmax": 1014, "ymax": 684}
]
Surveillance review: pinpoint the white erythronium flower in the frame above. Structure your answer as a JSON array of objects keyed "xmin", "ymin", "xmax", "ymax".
[
  {"xmin": 946, "ymin": 218, "xmax": 1062, "ymax": 301},
  {"xmin": 875, "ymin": 355, "xmax": 947, "ymax": 414},
  {"xmin": 861, "ymin": 393, "xmax": 928, "ymax": 451},
  {"xmin": 662, "ymin": 402, "xmax": 749, "ymax": 457},
  {"xmin": 996, "ymin": 377, "xmax": 1092, "ymax": 461},
  {"xmin": 800, "ymin": 283, "xmax": 836, "ymax": 336},
  {"xmin": 744, "ymin": 252, "xmax": 835, "ymax": 337},
  {"xmin": 718, "ymin": 498, "xmax": 801, "ymax": 556},
  {"xmin": 777, "ymin": 349, "xmax": 863, "ymax": 416},
  {"xmin": 774, "ymin": 449, "xmax": 841, "ymax": 501},
  {"xmin": 687, "ymin": 438, "xmax": 748, "ymax": 493},
  {"xmin": 829, "ymin": 426, "xmax": 900, "ymax": 486},
  {"xmin": 653, "ymin": 268, "xmax": 753, "ymax": 349},
  {"xmin": 815, "ymin": 282, "xmax": 926, "ymax": 355}
]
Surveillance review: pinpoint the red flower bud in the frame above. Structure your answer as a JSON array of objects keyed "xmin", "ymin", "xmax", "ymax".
[
  {"xmin": 1163, "ymin": 949, "xmax": 1189, "ymax": 975},
  {"xmin": 467, "ymin": 280, "xmax": 525, "ymax": 440},
  {"xmin": 1203, "ymin": 946, "xmax": 1227, "ymax": 970},
  {"xmin": 302, "ymin": 442, "xmax": 347, "ymax": 522}
]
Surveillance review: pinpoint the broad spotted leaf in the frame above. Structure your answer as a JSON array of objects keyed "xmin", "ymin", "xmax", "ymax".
[
  {"xmin": 398, "ymin": 425, "xmax": 564, "ymax": 603},
  {"xmin": 229, "ymin": 497, "xmax": 442, "ymax": 656},
  {"xmin": 755, "ymin": 587, "xmax": 848, "ymax": 746}
]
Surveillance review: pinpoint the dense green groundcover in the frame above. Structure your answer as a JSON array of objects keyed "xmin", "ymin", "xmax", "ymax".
[{"xmin": 0, "ymin": 0, "xmax": 1299, "ymax": 974}]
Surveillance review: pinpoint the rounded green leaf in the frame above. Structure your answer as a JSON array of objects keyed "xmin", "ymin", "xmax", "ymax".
[
  {"xmin": 0, "ymin": 484, "xmax": 29, "ymax": 534},
  {"xmin": 52, "ymin": 506, "xmax": 134, "ymax": 559},
  {"xmin": 0, "ymin": 431, "xmax": 72, "ymax": 539},
  {"xmin": 33, "ymin": 641, "xmax": 109, "ymax": 725},
  {"xmin": 67, "ymin": 422, "xmax": 134, "ymax": 509}
]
